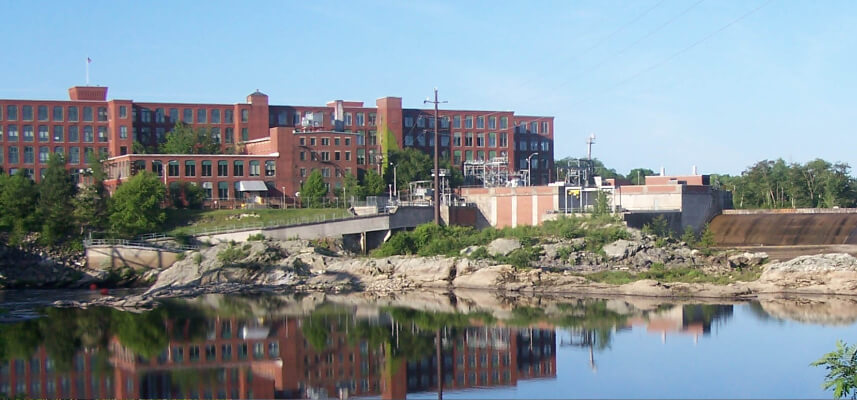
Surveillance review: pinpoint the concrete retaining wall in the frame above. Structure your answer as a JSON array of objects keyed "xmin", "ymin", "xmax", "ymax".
[{"xmin": 86, "ymin": 245, "xmax": 182, "ymax": 271}]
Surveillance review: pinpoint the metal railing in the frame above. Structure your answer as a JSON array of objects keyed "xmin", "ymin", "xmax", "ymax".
[
  {"xmin": 178, "ymin": 211, "xmax": 368, "ymax": 237},
  {"xmin": 83, "ymin": 238, "xmax": 199, "ymax": 252}
]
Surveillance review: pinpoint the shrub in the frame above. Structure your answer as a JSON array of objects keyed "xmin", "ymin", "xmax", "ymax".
[
  {"xmin": 217, "ymin": 245, "xmax": 249, "ymax": 265},
  {"xmin": 247, "ymin": 233, "xmax": 266, "ymax": 241},
  {"xmin": 467, "ymin": 246, "xmax": 489, "ymax": 260},
  {"xmin": 193, "ymin": 253, "xmax": 203, "ymax": 265},
  {"xmin": 175, "ymin": 252, "xmax": 186, "ymax": 261}
]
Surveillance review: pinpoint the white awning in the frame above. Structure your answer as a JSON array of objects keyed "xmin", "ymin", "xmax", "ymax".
[{"xmin": 238, "ymin": 181, "xmax": 268, "ymax": 191}]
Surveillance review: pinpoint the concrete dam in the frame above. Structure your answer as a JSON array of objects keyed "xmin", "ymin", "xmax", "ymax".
[{"xmin": 708, "ymin": 210, "xmax": 857, "ymax": 246}]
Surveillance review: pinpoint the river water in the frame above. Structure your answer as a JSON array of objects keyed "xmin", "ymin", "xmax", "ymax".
[{"xmin": 0, "ymin": 290, "xmax": 854, "ymax": 399}]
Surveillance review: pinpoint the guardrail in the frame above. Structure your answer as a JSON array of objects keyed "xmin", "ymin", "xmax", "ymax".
[{"xmin": 83, "ymin": 238, "xmax": 199, "ymax": 252}]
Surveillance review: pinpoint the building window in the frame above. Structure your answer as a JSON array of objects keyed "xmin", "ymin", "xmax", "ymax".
[
  {"xmin": 22, "ymin": 105, "xmax": 33, "ymax": 121},
  {"xmin": 334, "ymin": 151, "xmax": 341, "ymax": 161},
  {"xmin": 334, "ymin": 137, "xmax": 340, "ymax": 146},
  {"xmin": 225, "ymin": 109, "xmax": 234, "ymax": 123},
  {"xmin": 241, "ymin": 109, "xmax": 249, "ymax": 123},
  {"xmin": 531, "ymin": 121, "xmax": 538, "ymax": 133},
  {"xmin": 530, "ymin": 140, "xmax": 538, "ymax": 151},
  {"xmin": 465, "ymin": 150, "xmax": 473, "ymax": 161},
  {"xmin": 119, "ymin": 105, "xmax": 127, "ymax": 119},
  {"xmin": 155, "ymin": 108, "xmax": 164, "ymax": 123},
  {"xmin": 321, "ymin": 137, "xmax": 330, "ymax": 146},
  {"xmin": 217, "ymin": 160, "xmax": 228, "ymax": 176},
  {"xmin": 140, "ymin": 109, "xmax": 151, "ymax": 123},
  {"xmin": 197, "ymin": 109, "xmax": 206, "ymax": 123},
  {"xmin": 464, "ymin": 132, "xmax": 473, "ymax": 146},
  {"xmin": 441, "ymin": 116, "xmax": 450, "ymax": 128},
  {"xmin": 218, "ymin": 182, "xmax": 228, "ymax": 199},
  {"xmin": 476, "ymin": 133, "xmax": 484, "ymax": 147},
  {"xmin": 416, "ymin": 116, "xmax": 425, "ymax": 128},
  {"xmin": 168, "ymin": 160, "xmax": 179, "ymax": 177},
  {"xmin": 51, "ymin": 106, "xmax": 63, "ymax": 122},
  {"xmin": 38, "ymin": 126, "xmax": 49, "ymax": 141},
  {"xmin": 249, "ymin": 160, "xmax": 260, "ymax": 176},
  {"xmin": 211, "ymin": 127, "xmax": 221, "ymax": 143},
  {"xmin": 541, "ymin": 140, "xmax": 550, "ymax": 151},
  {"xmin": 499, "ymin": 133, "xmax": 508, "ymax": 148},
  {"xmin": 451, "ymin": 115, "xmax": 460, "ymax": 128},
  {"xmin": 98, "ymin": 126, "xmax": 108, "ymax": 142},
  {"xmin": 241, "ymin": 128, "xmax": 248, "ymax": 142},
  {"xmin": 68, "ymin": 126, "xmax": 78, "ymax": 142},
  {"xmin": 344, "ymin": 112, "xmax": 352, "ymax": 126},
  {"xmin": 83, "ymin": 107, "xmax": 93, "ymax": 122},
  {"xmin": 66, "ymin": 106, "xmax": 77, "ymax": 122},
  {"xmin": 8, "ymin": 146, "xmax": 19, "ymax": 163},
  {"xmin": 477, "ymin": 150, "xmax": 485, "ymax": 160},
  {"xmin": 368, "ymin": 130, "xmax": 377, "ymax": 145},
  {"xmin": 488, "ymin": 116, "xmax": 496, "ymax": 129},
  {"xmin": 35, "ymin": 105, "xmax": 47, "ymax": 121},
  {"xmin": 6, "ymin": 125, "xmax": 17, "ymax": 142},
  {"xmin": 98, "ymin": 107, "xmax": 107, "ymax": 122},
  {"xmin": 83, "ymin": 126, "xmax": 93, "ymax": 142},
  {"xmin": 39, "ymin": 146, "xmax": 49, "ymax": 163},
  {"xmin": 185, "ymin": 160, "xmax": 196, "ymax": 177},
  {"xmin": 321, "ymin": 151, "xmax": 330, "ymax": 161},
  {"xmin": 201, "ymin": 160, "xmax": 212, "ymax": 176},
  {"xmin": 357, "ymin": 149, "xmax": 365, "ymax": 165},
  {"xmin": 265, "ymin": 161, "xmax": 275, "ymax": 176},
  {"xmin": 465, "ymin": 116, "xmax": 473, "ymax": 129},
  {"xmin": 355, "ymin": 112, "xmax": 364, "ymax": 126},
  {"xmin": 488, "ymin": 132, "xmax": 497, "ymax": 147},
  {"xmin": 120, "ymin": 126, "xmax": 128, "ymax": 139},
  {"xmin": 211, "ymin": 109, "xmax": 221, "ymax": 124},
  {"xmin": 152, "ymin": 161, "xmax": 164, "ymax": 176},
  {"xmin": 300, "ymin": 168, "xmax": 306, "ymax": 177},
  {"xmin": 169, "ymin": 108, "xmax": 178, "ymax": 122},
  {"xmin": 233, "ymin": 182, "xmax": 241, "ymax": 200},
  {"xmin": 476, "ymin": 116, "xmax": 484, "ymax": 129},
  {"xmin": 23, "ymin": 125, "xmax": 34, "ymax": 142},
  {"xmin": 233, "ymin": 161, "xmax": 244, "ymax": 176},
  {"xmin": 51, "ymin": 126, "xmax": 63, "ymax": 142},
  {"xmin": 24, "ymin": 146, "xmax": 34, "ymax": 163},
  {"xmin": 453, "ymin": 132, "xmax": 461, "ymax": 146},
  {"xmin": 225, "ymin": 128, "xmax": 234, "ymax": 144},
  {"xmin": 182, "ymin": 109, "xmax": 192, "ymax": 124},
  {"xmin": 6, "ymin": 105, "xmax": 17, "ymax": 121}
]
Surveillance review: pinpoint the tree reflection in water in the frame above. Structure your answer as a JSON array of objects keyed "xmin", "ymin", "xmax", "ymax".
[{"xmin": 0, "ymin": 295, "xmax": 805, "ymax": 400}]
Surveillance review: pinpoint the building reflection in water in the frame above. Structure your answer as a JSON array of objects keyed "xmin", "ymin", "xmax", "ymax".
[{"xmin": 0, "ymin": 305, "xmax": 556, "ymax": 399}]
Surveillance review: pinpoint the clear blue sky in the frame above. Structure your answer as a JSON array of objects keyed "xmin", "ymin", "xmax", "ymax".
[{"xmin": 2, "ymin": 0, "xmax": 855, "ymax": 176}]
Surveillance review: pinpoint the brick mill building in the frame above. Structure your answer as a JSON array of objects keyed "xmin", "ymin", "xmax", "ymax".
[{"xmin": 0, "ymin": 86, "xmax": 554, "ymax": 205}]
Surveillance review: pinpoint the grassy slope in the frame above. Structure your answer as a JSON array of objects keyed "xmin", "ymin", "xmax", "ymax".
[{"xmin": 163, "ymin": 208, "xmax": 351, "ymax": 235}]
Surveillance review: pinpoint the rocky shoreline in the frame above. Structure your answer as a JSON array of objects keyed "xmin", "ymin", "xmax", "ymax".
[{"xmin": 54, "ymin": 235, "xmax": 857, "ymax": 311}]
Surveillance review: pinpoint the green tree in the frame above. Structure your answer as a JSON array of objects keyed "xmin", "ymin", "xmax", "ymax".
[
  {"xmin": 627, "ymin": 168, "xmax": 655, "ymax": 185},
  {"xmin": 342, "ymin": 172, "xmax": 361, "ymax": 202},
  {"xmin": 385, "ymin": 148, "xmax": 432, "ymax": 193},
  {"xmin": 37, "ymin": 154, "xmax": 77, "ymax": 244},
  {"xmin": 160, "ymin": 123, "xmax": 220, "ymax": 154},
  {"xmin": 169, "ymin": 181, "xmax": 205, "ymax": 209},
  {"xmin": 73, "ymin": 155, "xmax": 110, "ymax": 234},
  {"xmin": 593, "ymin": 190, "xmax": 610, "ymax": 216},
  {"xmin": 108, "ymin": 171, "xmax": 166, "ymax": 237},
  {"xmin": 361, "ymin": 170, "xmax": 386, "ymax": 198},
  {"xmin": 300, "ymin": 169, "xmax": 328, "ymax": 208},
  {"xmin": 812, "ymin": 340, "xmax": 857, "ymax": 400},
  {"xmin": 0, "ymin": 170, "xmax": 39, "ymax": 241}
]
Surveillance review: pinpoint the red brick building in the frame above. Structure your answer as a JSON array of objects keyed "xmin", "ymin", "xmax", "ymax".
[{"xmin": 0, "ymin": 86, "xmax": 554, "ymax": 205}]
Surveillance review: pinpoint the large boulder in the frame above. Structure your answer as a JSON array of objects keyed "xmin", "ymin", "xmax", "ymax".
[
  {"xmin": 754, "ymin": 253, "xmax": 857, "ymax": 295},
  {"xmin": 453, "ymin": 264, "xmax": 513, "ymax": 289},
  {"xmin": 602, "ymin": 239, "xmax": 642, "ymax": 261},
  {"xmin": 487, "ymin": 238, "xmax": 521, "ymax": 257}
]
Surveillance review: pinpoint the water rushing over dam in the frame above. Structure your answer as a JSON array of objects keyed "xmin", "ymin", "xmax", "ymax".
[{"xmin": 709, "ymin": 209, "xmax": 857, "ymax": 246}]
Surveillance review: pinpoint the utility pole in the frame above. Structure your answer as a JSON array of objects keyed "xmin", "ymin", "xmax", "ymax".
[{"xmin": 425, "ymin": 88, "xmax": 447, "ymax": 225}]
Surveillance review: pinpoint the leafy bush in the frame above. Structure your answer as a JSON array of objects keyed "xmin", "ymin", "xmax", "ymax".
[
  {"xmin": 467, "ymin": 246, "xmax": 489, "ymax": 260},
  {"xmin": 247, "ymin": 233, "xmax": 266, "ymax": 241},
  {"xmin": 175, "ymin": 252, "xmax": 186, "ymax": 261},
  {"xmin": 193, "ymin": 253, "xmax": 203, "ymax": 265},
  {"xmin": 811, "ymin": 340, "xmax": 857, "ymax": 400},
  {"xmin": 217, "ymin": 245, "xmax": 249, "ymax": 265}
]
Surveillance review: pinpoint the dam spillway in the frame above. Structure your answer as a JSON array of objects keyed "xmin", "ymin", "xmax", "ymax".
[{"xmin": 708, "ymin": 210, "xmax": 857, "ymax": 246}]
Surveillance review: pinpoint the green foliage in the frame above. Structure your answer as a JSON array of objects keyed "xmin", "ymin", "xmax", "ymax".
[
  {"xmin": 37, "ymin": 154, "xmax": 77, "ymax": 245},
  {"xmin": 385, "ymin": 148, "xmax": 432, "ymax": 193},
  {"xmin": 108, "ymin": 171, "xmax": 167, "ymax": 237},
  {"xmin": 593, "ymin": 190, "xmax": 610, "ymax": 216},
  {"xmin": 582, "ymin": 263, "xmax": 763, "ymax": 285},
  {"xmin": 168, "ymin": 181, "xmax": 205, "ymax": 209},
  {"xmin": 160, "ymin": 122, "xmax": 221, "ymax": 154},
  {"xmin": 698, "ymin": 224, "xmax": 716, "ymax": 255},
  {"xmin": 193, "ymin": 253, "xmax": 203, "ymax": 265},
  {"xmin": 811, "ymin": 340, "xmax": 857, "ymax": 399},
  {"xmin": 73, "ymin": 154, "xmax": 109, "ymax": 234},
  {"xmin": 627, "ymin": 168, "xmax": 656, "ymax": 185},
  {"xmin": 718, "ymin": 158, "xmax": 857, "ymax": 209},
  {"xmin": 496, "ymin": 246, "xmax": 542, "ymax": 270},
  {"xmin": 300, "ymin": 170, "xmax": 328, "ymax": 207},
  {"xmin": 217, "ymin": 244, "xmax": 250, "ymax": 265},
  {"xmin": 643, "ymin": 215, "xmax": 673, "ymax": 238},
  {"xmin": 0, "ymin": 170, "xmax": 39, "ymax": 241},
  {"xmin": 110, "ymin": 309, "xmax": 169, "ymax": 358},
  {"xmin": 467, "ymin": 246, "xmax": 489, "ymax": 260},
  {"xmin": 175, "ymin": 252, "xmax": 186, "ymax": 261},
  {"xmin": 341, "ymin": 172, "xmax": 361, "ymax": 202},
  {"xmin": 360, "ymin": 169, "xmax": 386, "ymax": 198},
  {"xmin": 247, "ymin": 233, "xmax": 266, "ymax": 241},
  {"xmin": 681, "ymin": 226, "xmax": 698, "ymax": 246}
]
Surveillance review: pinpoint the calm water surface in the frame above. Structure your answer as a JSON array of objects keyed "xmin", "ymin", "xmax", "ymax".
[{"xmin": 0, "ymin": 291, "xmax": 854, "ymax": 399}]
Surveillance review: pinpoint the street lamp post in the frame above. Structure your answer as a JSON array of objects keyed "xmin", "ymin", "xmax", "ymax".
[
  {"xmin": 282, "ymin": 186, "xmax": 286, "ymax": 209},
  {"xmin": 390, "ymin": 162, "xmax": 397, "ymax": 203},
  {"xmin": 527, "ymin": 152, "xmax": 539, "ymax": 186}
]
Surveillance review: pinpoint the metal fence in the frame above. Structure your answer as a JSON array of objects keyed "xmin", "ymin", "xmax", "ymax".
[{"xmin": 83, "ymin": 238, "xmax": 199, "ymax": 252}]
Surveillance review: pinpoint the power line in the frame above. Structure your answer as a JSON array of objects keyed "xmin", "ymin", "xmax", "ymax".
[{"xmin": 571, "ymin": 0, "xmax": 775, "ymax": 107}]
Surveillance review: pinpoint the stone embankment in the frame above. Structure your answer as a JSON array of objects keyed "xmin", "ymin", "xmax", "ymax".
[{"xmin": 60, "ymin": 233, "xmax": 857, "ymax": 310}]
